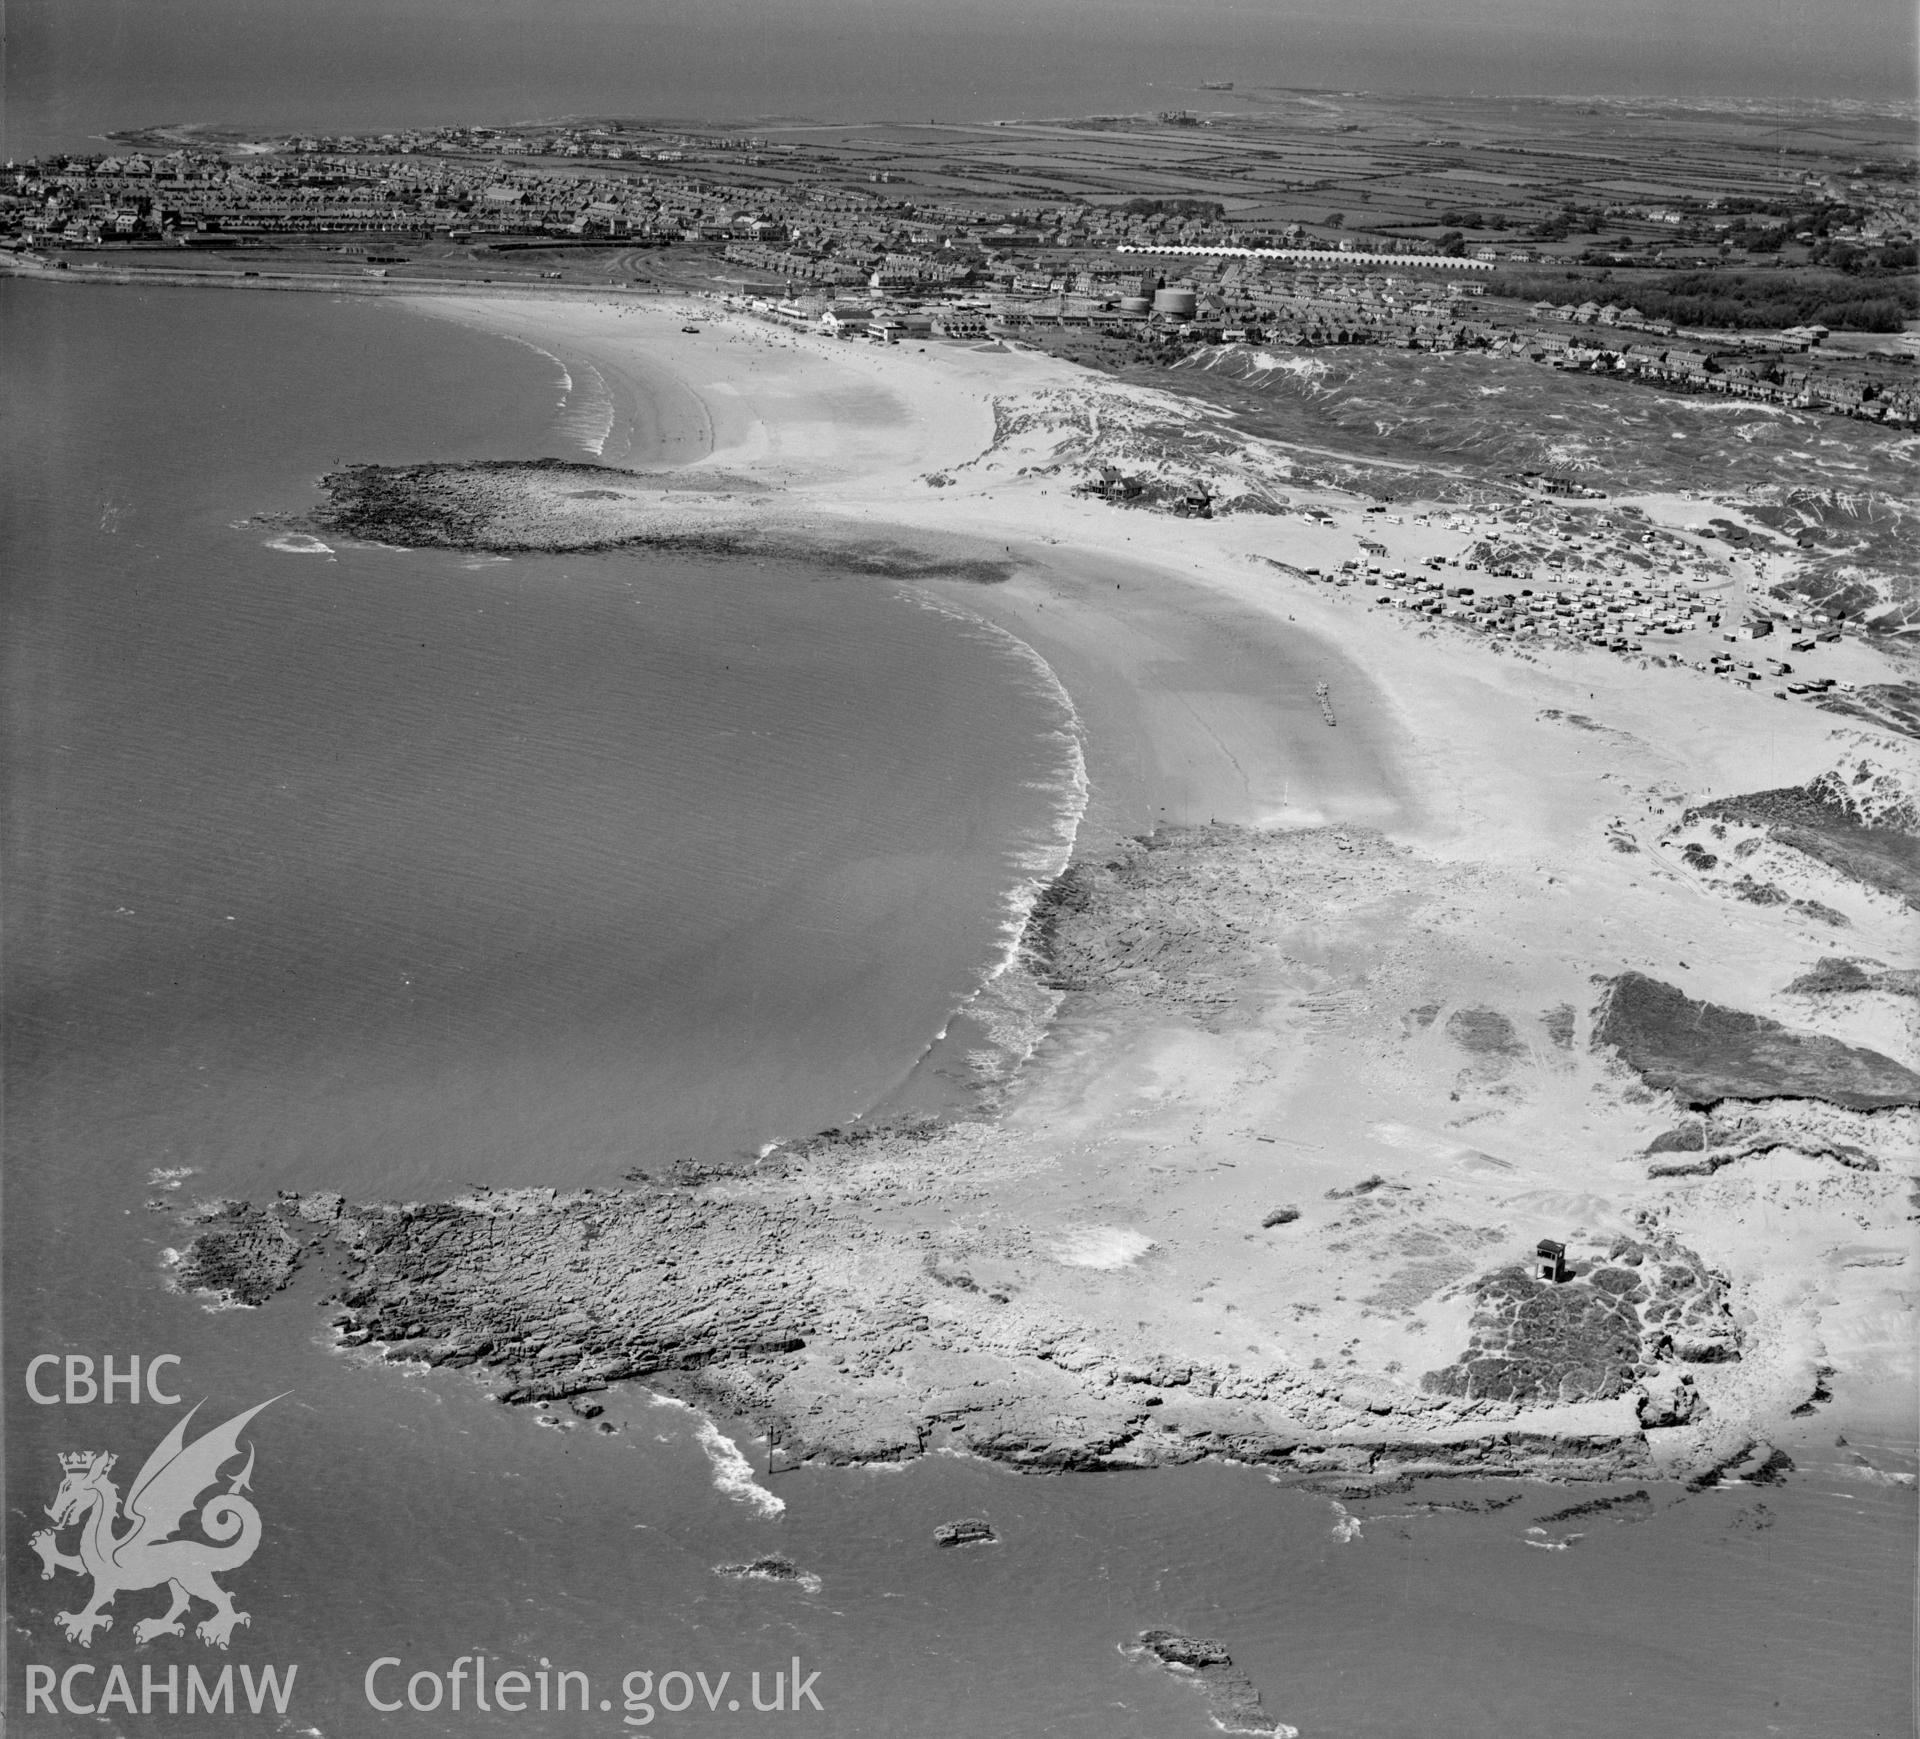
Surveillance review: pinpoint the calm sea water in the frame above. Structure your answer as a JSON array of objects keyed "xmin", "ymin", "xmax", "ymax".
[
  {"xmin": 6, "ymin": 0, "xmax": 1913, "ymax": 162},
  {"xmin": 4, "ymin": 279, "xmax": 1913, "ymax": 1738}
]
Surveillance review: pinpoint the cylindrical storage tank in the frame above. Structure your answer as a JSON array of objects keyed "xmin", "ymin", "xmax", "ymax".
[
  {"xmin": 1152, "ymin": 287, "xmax": 1197, "ymax": 318},
  {"xmin": 1119, "ymin": 296, "xmax": 1152, "ymax": 314}
]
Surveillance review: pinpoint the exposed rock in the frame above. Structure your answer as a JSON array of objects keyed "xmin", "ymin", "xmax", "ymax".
[
  {"xmin": 714, "ymin": 1555, "xmax": 822, "ymax": 1593},
  {"xmin": 182, "ymin": 1187, "xmax": 815, "ymax": 1406},
  {"xmin": 933, "ymin": 1518, "xmax": 998, "ymax": 1548},
  {"xmin": 1646, "ymin": 1153, "xmax": 1730, "ymax": 1179},
  {"xmin": 171, "ymin": 1200, "xmax": 306, "ymax": 1306},
  {"xmin": 1537, "ymin": 1488, "xmax": 1653, "ymax": 1524},
  {"xmin": 1592, "ymin": 971, "xmax": 1920, "ymax": 1111},
  {"xmin": 1423, "ymin": 1236, "xmax": 1738, "ymax": 1404},
  {"xmin": 1732, "ymin": 1445, "xmax": 1798, "ymax": 1485},
  {"xmin": 174, "ymin": 1181, "xmax": 1659, "ymax": 1484},
  {"xmin": 305, "ymin": 458, "xmax": 1015, "ymax": 581},
  {"xmin": 1129, "ymin": 1630, "xmax": 1289, "ymax": 1736},
  {"xmin": 1634, "ymin": 1368, "xmax": 1698, "ymax": 1428},
  {"xmin": 1260, "ymin": 1206, "xmax": 1301, "ymax": 1228}
]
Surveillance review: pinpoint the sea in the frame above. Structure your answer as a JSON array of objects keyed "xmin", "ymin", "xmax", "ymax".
[
  {"xmin": 7, "ymin": 0, "xmax": 1913, "ymax": 164},
  {"xmin": 4, "ymin": 276, "xmax": 1914, "ymax": 1738}
]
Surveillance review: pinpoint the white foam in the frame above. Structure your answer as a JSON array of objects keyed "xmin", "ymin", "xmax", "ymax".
[
  {"xmin": 266, "ymin": 533, "xmax": 333, "ymax": 555},
  {"xmin": 556, "ymin": 359, "xmax": 618, "ymax": 458},
  {"xmin": 495, "ymin": 331, "xmax": 573, "ymax": 396},
  {"xmin": 693, "ymin": 1419, "xmax": 786, "ymax": 1517},
  {"xmin": 893, "ymin": 592, "xmax": 1091, "ymax": 1087},
  {"xmin": 907, "ymin": 593, "xmax": 1090, "ymax": 987},
  {"xmin": 497, "ymin": 334, "xmax": 616, "ymax": 457}
]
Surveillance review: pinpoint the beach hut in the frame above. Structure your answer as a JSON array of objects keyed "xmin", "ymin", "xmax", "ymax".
[{"xmin": 1536, "ymin": 1239, "xmax": 1569, "ymax": 1284}]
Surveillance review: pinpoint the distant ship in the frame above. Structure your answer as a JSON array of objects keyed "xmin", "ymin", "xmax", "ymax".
[{"xmin": 1201, "ymin": 80, "xmax": 1234, "ymax": 91}]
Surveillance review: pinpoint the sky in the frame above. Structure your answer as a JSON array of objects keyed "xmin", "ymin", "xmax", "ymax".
[{"xmin": 6, "ymin": 0, "xmax": 1916, "ymax": 157}]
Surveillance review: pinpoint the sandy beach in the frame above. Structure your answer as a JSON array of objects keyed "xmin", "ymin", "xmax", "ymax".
[{"xmin": 201, "ymin": 287, "xmax": 1919, "ymax": 1480}]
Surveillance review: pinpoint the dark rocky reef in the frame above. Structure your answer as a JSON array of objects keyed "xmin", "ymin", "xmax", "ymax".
[
  {"xmin": 306, "ymin": 458, "xmax": 1016, "ymax": 582},
  {"xmin": 172, "ymin": 1193, "xmax": 338, "ymax": 1305},
  {"xmin": 1592, "ymin": 971, "xmax": 1920, "ymax": 1111},
  {"xmin": 1130, "ymin": 1630, "xmax": 1285, "ymax": 1736},
  {"xmin": 932, "ymin": 1518, "xmax": 998, "ymax": 1548},
  {"xmin": 1422, "ymin": 1236, "xmax": 1738, "ymax": 1404},
  {"xmin": 714, "ymin": 1555, "xmax": 820, "ymax": 1591},
  {"xmin": 314, "ymin": 458, "xmax": 630, "ymax": 548},
  {"xmin": 1536, "ymin": 1488, "xmax": 1652, "ymax": 1524},
  {"xmin": 178, "ymin": 1186, "xmax": 813, "ymax": 1405}
]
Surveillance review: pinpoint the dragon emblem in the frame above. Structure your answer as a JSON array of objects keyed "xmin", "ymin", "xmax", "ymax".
[{"xmin": 30, "ymin": 1396, "xmax": 281, "ymax": 1648}]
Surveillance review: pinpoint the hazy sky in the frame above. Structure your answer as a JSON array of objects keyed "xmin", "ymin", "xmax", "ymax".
[{"xmin": 7, "ymin": 0, "xmax": 1915, "ymax": 156}]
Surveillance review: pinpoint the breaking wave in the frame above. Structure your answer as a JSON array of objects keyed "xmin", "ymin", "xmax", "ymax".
[
  {"xmin": 693, "ymin": 1418, "xmax": 786, "ymax": 1517},
  {"xmin": 899, "ymin": 591, "xmax": 1090, "ymax": 1087}
]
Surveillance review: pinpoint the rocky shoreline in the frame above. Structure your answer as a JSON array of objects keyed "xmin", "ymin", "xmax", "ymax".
[
  {"xmin": 300, "ymin": 456, "xmax": 1020, "ymax": 582},
  {"xmin": 170, "ymin": 776, "xmax": 1918, "ymax": 1489},
  {"xmin": 173, "ymin": 1179, "xmax": 1676, "ymax": 1482}
]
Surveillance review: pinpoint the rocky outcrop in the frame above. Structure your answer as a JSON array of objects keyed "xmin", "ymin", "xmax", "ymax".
[
  {"xmin": 714, "ymin": 1555, "xmax": 821, "ymax": 1593},
  {"xmin": 1634, "ymin": 1368, "xmax": 1699, "ymax": 1428},
  {"xmin": 1422, "ymin": 1236, "xmax": 1738, "ymax": 1405},
  {"xmin": 932, "ymin": 1519, "xmax": 998, "ymax": 1548},
  {"xmin": 1593, "ymin": 971, "xmax": 1920, "ymax": 1111},
  {"xmin": 177, "ymin": 1182, "xmax": 1661, "ymax": 1485},
  {"xmin": 181, "ymin": 1186, "xmax": 816, "ymax": 1405},
  {"xmin": 1645, "ymin": 1097, "xmax": 1906, "ymax": 1176},
  {"xmin": 302, "ymin": 458, "xmax": 1016, "ymax": 581},
  {"xmin": 172, "ymin": 1193, "xmax": 342, "ymax": 1305},
  {"xmin": 1128, "ymin": 1631, "xmax": 1290, "ymax": 1737},
  {"xmin": 311, "ymin": 458, "xmax": 751, "ymax": 552}
]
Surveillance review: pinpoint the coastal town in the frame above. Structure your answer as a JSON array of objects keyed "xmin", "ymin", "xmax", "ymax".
[{"xmin": 6, "ymin": 94, "xmax": 1917, "ymax": 432}]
